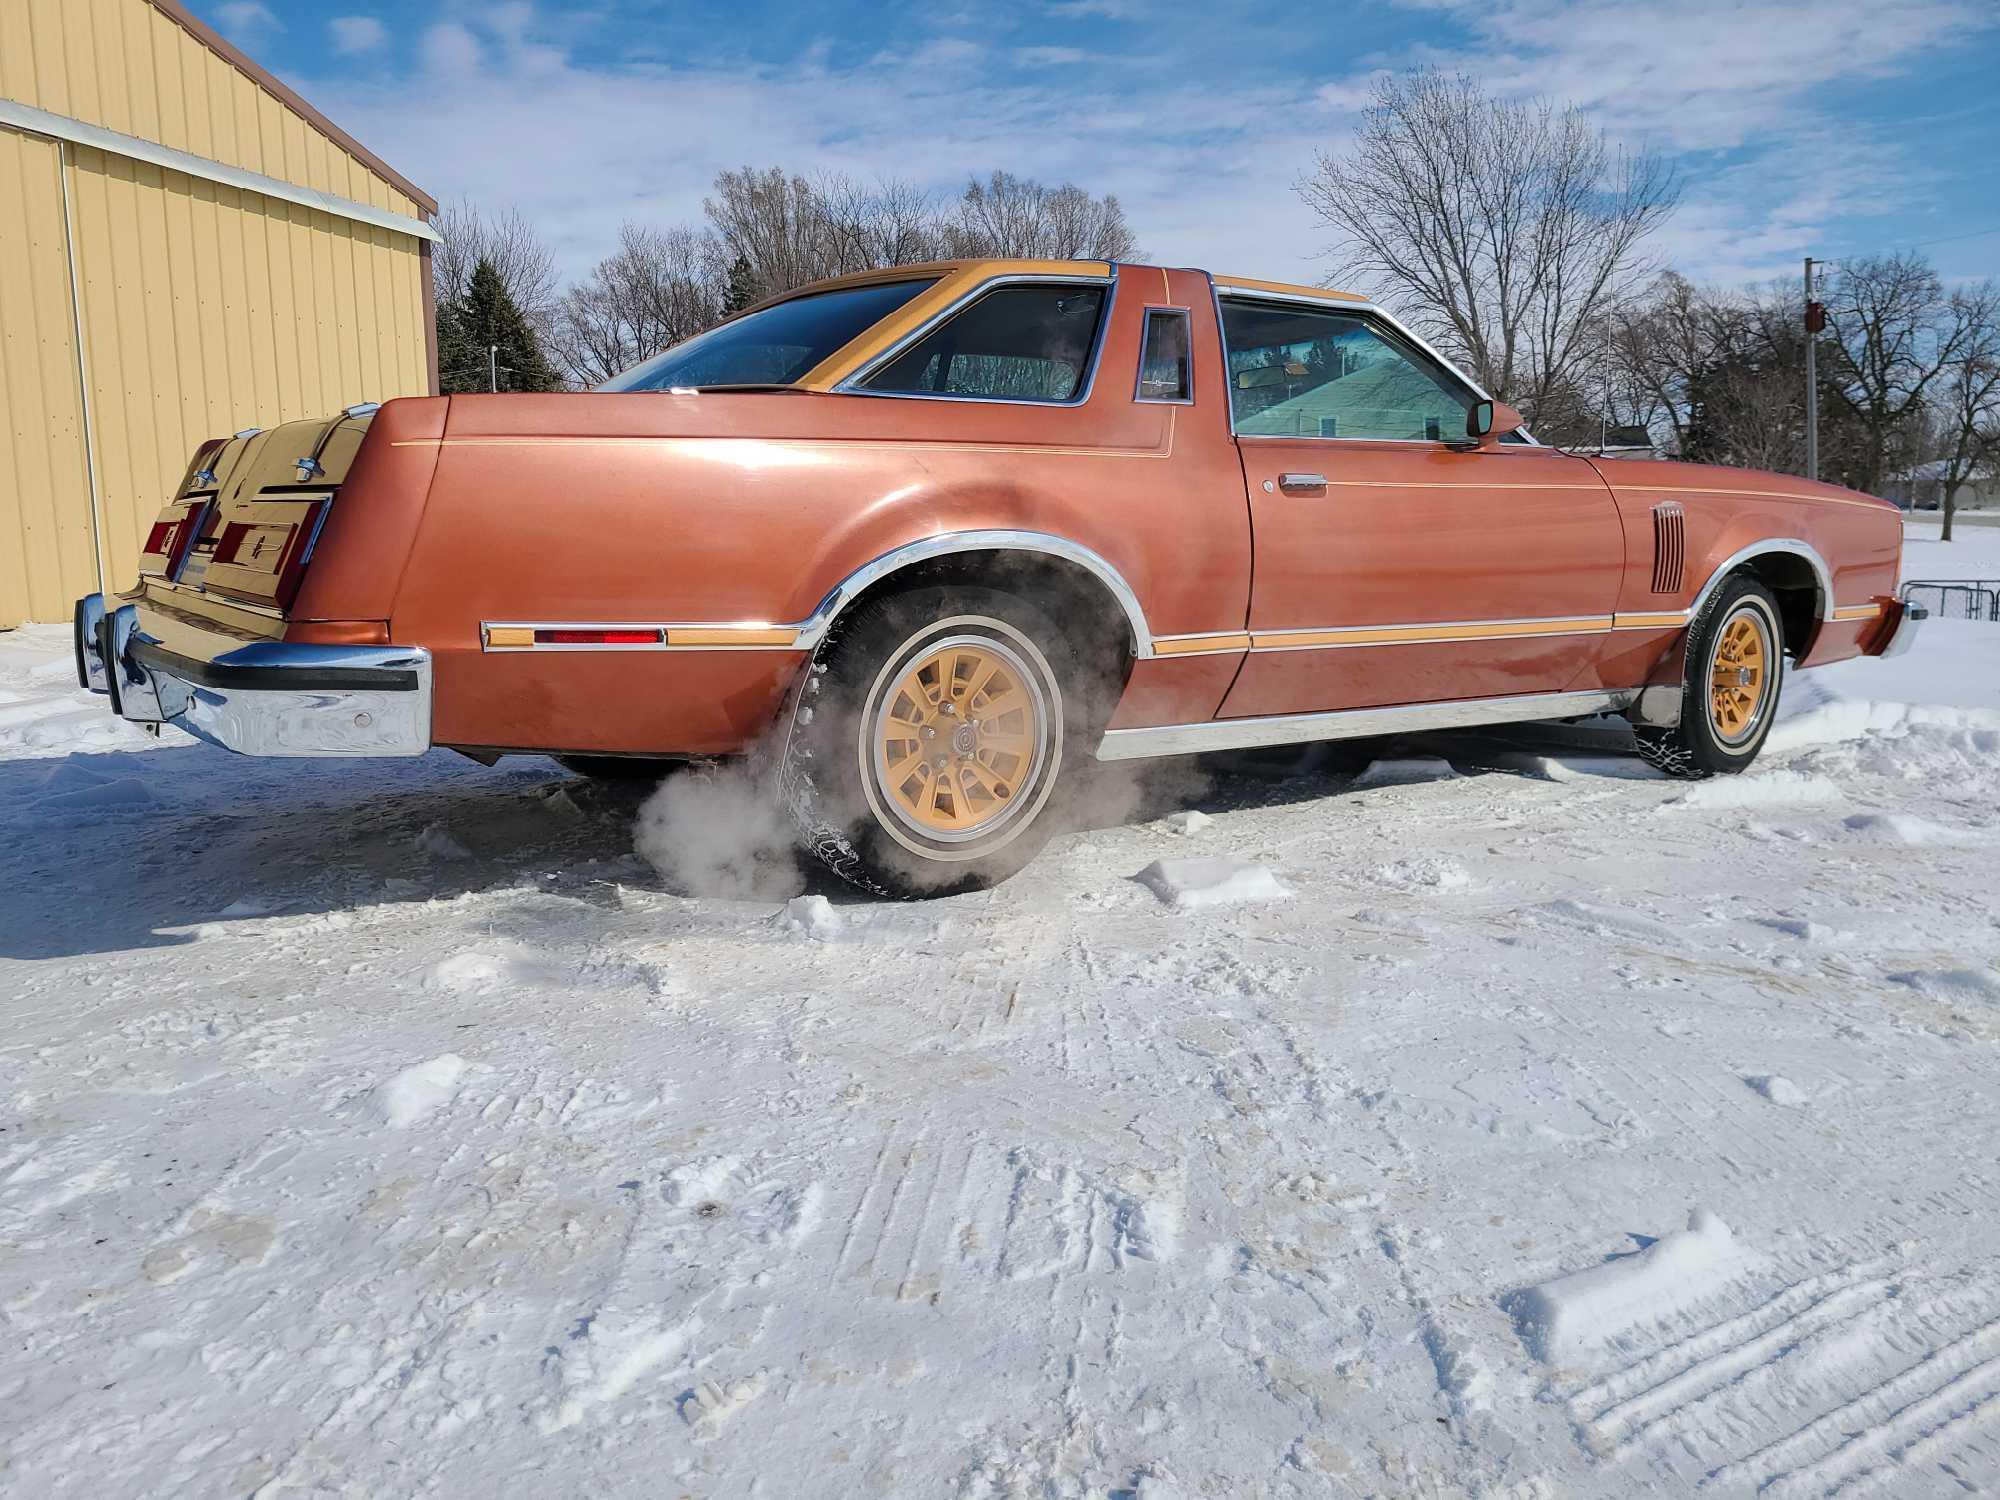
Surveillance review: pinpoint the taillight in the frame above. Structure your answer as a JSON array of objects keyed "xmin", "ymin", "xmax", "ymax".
[
  {"xmin": 537, "ymin": 628, "xmax": 662, "ymax": 645},
  {"xmin": 137, "ymin": 498, "xmax": 214, "ymax": 579},
  {"xmin": 202, "ymin": 497, "xmax": 328, "ymax": 611}
]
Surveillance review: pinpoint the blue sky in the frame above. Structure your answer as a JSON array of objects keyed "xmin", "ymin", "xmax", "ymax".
[{"xmin": 198, "ymin": 0, "xmax": 2000, "ymax": 293}]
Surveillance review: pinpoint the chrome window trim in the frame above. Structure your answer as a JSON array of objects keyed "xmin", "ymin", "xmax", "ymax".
[
  {"xmin": 1096, "ymin": 688, "xmax": 1636, "ymax": 761},
  {"xmin": 1133, "ymin": 305, "xmax": 1195, "ymax": 405},
  {"xmin": 797, "ymin": 529, "xmax": 1154, "ymax": 657},
  {"xmin": 1689, "ymin": 539, "xmax": 1834, "ymax": 624},
  {"xmin": 834, "ymin": 270, "xmax": 1120, "ymax": 408},
  {"xmin": 1212, "ymin": 286, "xmax": 1543, "ymax": 448}
]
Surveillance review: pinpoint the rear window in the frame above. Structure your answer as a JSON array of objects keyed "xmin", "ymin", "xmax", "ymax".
[
  {"xmin": 860, "ymin": 284, "xmax": 1107, "ymax": 402},
  {"xmin": 598, "ymin": 278, "xmax": 937, "ymax": 392}
]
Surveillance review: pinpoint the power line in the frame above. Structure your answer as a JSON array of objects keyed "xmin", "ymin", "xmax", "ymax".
[{"xmin": 1816, "ymin": 222, "xmax": 2000, "ymax": 269}]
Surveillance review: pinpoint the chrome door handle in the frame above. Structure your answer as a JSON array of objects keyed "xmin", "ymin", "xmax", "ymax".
[{"xmin": 1277, "ymin": 472, "xmax": 1327, "ymax": 492}]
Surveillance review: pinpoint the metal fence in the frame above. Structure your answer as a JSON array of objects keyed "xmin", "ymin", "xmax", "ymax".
[{"xmin": 1900, "ymin": 579, "xmax": 2000, "ymax": 622}]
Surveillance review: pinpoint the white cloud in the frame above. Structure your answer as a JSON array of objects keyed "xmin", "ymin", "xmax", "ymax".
[
  {"xmin": 328, "ymin": 16, "xmax": 388, "ymax": 55},
  {"xmin": 419, "ymin": 22, "xmax": 484, "ymax": 76},
  {"xmin": 1017, "ymin": 46, "xmax": 1090, "ymax": 66},
  {"xmin": 289, "ymin": 0, "xmax": 1988, "ymax": 295},
  {"xmin": 213, "ymin": 1, "xmax": 280, "ymax": 46}
]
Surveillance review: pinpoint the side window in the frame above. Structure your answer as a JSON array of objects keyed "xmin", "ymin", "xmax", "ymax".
[
  {"xmin": 1136, "ymin": 308, "xmax": 1192, "ymax": 402},
  {"xmin": 861, "ymin": 283, "xmax": 1107, "ymax": 402},
  {"xmin": 1218, "ymin": 299, "xmax": 1474, "ymax": 441}
]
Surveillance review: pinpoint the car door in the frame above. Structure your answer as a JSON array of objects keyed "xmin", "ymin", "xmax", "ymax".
[{"xmin": 1211, "ymin": 294, "xmax": 1623, "ymax": 719}]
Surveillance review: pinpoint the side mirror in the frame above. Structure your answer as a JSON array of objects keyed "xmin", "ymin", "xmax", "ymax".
[{"xmin": 1465, "ymin": 399, "xmax": 1524, "ymax": 446}]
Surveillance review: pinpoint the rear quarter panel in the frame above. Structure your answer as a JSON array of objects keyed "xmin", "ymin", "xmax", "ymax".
[{"xmin": 391, "ymin": 267, "xmax": 1253, "ymax": 753}]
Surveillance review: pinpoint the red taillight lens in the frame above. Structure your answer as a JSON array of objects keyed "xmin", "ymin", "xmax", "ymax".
[{"xmin": 535, "ymin": 629, "xmax": 662, "ymax": 645}]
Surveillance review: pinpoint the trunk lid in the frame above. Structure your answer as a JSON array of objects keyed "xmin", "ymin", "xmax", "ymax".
[{"xmin": 153, "ymin": 406, "xmax": 378, "ymax": 613}]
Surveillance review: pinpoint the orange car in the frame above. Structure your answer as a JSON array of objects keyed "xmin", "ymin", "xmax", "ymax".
[{"xmin": 76, "ymin": 258, "xmax": 1922, "ymax": 894}]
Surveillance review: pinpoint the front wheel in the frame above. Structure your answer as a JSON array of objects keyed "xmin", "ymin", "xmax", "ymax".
[
  {"xmin": 1633, "ymin": 575, "xmax": 1784, "ymax": 778},
  {"xmin": 782, "ymin": 585, "xmax": 1086, "ymax": 897}
]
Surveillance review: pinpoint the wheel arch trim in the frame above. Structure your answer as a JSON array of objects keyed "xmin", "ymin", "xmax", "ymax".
[
  {"xmin": 1690, "ymin": 538, "xmax": 1833, "ymax": 628},
  {"xmin": 795, "ymin": 529, "xmax": 1155, "ymax": 657}
]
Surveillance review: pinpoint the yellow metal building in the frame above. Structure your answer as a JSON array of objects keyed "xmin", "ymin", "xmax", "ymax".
[{"xmin": 0, "ymin": 0, "xmax": 437, "ymax": 627}]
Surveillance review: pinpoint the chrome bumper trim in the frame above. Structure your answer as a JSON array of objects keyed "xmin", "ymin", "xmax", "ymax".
[
  {"xmin": 75, "ymin": 593, "xmax": 109, "ymax": 692},
  {"xmin": 74, "ymin": 593, "xmax": 432, "ymax": 758},
  {"xmin": 1095, "ymin": 688, "xmax": 1638, "ymax": 761},
  {"xmin": 1881, "ymin": 600, "xmax": 1926, "ymax": 660}
]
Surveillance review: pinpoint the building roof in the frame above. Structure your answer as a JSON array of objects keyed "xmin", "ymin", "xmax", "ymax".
[{"xmin": 144, "ymin": 0, "xmax": 436, "ymax": 215}]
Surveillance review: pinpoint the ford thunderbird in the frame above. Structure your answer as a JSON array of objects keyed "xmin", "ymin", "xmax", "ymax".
[{"xmin": 74, "ymin": 258, "xmax": 1922, "ymax": 895}]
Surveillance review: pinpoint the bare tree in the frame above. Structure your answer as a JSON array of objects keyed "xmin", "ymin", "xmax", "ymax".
[
  {"xmin": 432, "ymin": 198, "xmax": 561, "ymax": 336},
  {"xmin": 705, "ymin": 166, "xmax": 1136, "ymax": 304},
  {"xmin": 1297, "ymin": 68, "xmax": 1679, "ymax": 436},
  {"xmin": 1823, "ymin": 254, "xmax": 1981, "ymax": 497},
  {"xmin": 946, "ymin": 171, "xmax": 1137, "ymax": 261},
  {"xmin": 548, "ymin": 223, "xmax": 722, "ymax": 387},
  {"xmin": 1931, "ymin": 282, "xmax": 2000, "ymax": 542},
  {"xmin": 1602, "ymin": 271, "xmax": 1739, "ymax": 453},
  {"xmin": 703, "ymin": 167, "xmax": 857, "ymax": 302}
]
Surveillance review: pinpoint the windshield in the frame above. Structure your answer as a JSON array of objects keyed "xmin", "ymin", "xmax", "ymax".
[{"xmin": 596, "ymin": 278, "xmax": 939, "ymax": 392}]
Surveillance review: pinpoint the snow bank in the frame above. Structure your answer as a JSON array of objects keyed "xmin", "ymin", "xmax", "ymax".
[
  {"xmin": 776, "ymin": 894, "xmax": 840, "ymax": 939},
  {"xmin": 1350, "ymin": 756, "xmax": 1461, "ymax": 788},
  {"xmin": 1161, "ymin": 809, "xmax": 1212, "ymax": 836},
  {"xmin": 371, "ymin": 1055, "xmax": 469, "ymax": 1128},
  {"xmin": 1373, "ymin": 857, "xmax": 1471, "ymax": 891},
  {"xmin": 1132, "ymin": 858, "xmax": 1289, "ymax": 909},
  {"xmin": 1743, "ymin": 1073, "xmax": 1808, "ymax": 1106},
  {"xmin": 1657, "ymin": 770, "xmax": 1841, "ymax": 812},
  {"xmin": 1505, "ymin": 1208, "xmax": 1750, "ymax": 1363},
  {"xmin": 1839, "ymin": 811, "xmax": 1970, "ymax": 846},
  {"xmin": 1888, "ymin": 967, "xmax": 2000, "ymax": 1006},
  {"xmin": 426, "ymin": 952, "xmax": 509, "ymax": 990}
]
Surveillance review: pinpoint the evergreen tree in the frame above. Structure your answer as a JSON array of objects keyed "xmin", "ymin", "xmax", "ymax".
[
  {"xmin": 719, "ymin": 255, "xmax": 759, "ymax": 319},
  {"xmin": 438, "ymin": 257, "xmax": 562, "ymax": 393}
]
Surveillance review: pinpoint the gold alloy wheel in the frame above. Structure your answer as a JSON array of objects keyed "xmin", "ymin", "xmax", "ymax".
[
  {"xmin": 873, "ymin": 636, "xmax": 1047, "ymax": 840},
  {"xmin": 1708, "ymin": 606, "xmax": 1771, "ymax": 744}
]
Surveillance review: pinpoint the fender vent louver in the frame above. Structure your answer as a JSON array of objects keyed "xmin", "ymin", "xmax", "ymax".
[{"xmin": 1651, "ymin": 501, "xmax": 1686, "ymax": 594}]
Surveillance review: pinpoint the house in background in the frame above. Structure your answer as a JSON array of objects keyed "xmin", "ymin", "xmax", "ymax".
[
  {"xmin": 0, "ymin": 0, "xmax": 437, "ymax": 628},
  {"xmin": 1881, "ymin": 460, "xmax": 2000, "ymax": 512}
]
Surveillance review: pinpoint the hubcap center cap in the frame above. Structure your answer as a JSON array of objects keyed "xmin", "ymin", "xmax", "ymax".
[{"xmin": 951, "ymin": 722, "xmax": 978, "ymax": 755}]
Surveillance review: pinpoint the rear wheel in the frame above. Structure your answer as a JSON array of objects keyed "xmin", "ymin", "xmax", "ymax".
[
  {"xmin": 1633, "ymin": 576, "xmax": 1784, "ymax": 778},
  {"xmin": 783, "ymin": 585, "xmax": 1086, "ymax": 897}
]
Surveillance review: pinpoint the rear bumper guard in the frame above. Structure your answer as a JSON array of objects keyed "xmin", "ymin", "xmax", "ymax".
[
  {"xmin": 1878, "ymin": 598, "xmax": 1927, "ymax": 660},
  {"xmin": 75, "ymin": 593, "xmax": 432, "ymax": 758}
]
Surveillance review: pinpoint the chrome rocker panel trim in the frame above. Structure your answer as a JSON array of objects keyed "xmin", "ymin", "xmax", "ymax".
[
  {"xmin": 1095, "ymin": 688, "xmax": 1637, "ymax": 762},
  {"xmin": 76, "ymin": 593, "xmax": 432, "ymax": 758}
]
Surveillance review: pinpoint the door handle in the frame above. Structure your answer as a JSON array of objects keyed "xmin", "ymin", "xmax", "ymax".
[{"xmin": 1277, "ymin": 472, "xmax": 1327, "ymax": 492}]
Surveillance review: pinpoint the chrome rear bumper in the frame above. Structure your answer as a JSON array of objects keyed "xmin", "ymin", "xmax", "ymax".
[
  {"xmin": 74, "ymin": 593, "xmax": 432, "ymax": 757},
  {"xmin": 1880, "ymin": 599, "xmax": 1928, "ymax": 660}
]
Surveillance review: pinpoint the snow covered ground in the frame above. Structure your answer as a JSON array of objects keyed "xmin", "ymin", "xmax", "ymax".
[{"xmin": 4, "ymin": 522, "xmax": 1999, "ymax": 1497}]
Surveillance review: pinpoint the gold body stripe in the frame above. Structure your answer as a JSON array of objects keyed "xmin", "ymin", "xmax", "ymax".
[
  {"xmin": 1611, "ymin": 611, "xmax": 1690, "ymax": 630},
  {"xmin": 665, "ymin": 626, "xmax": 798, "ymax": 647},
  {"xmin": 1154, "ymin": 632, "xmax": 1251, "ymax": 656},
  {"xmin": 1251, "ymin": 616, "xmax": 1612, "ymax": 650}
]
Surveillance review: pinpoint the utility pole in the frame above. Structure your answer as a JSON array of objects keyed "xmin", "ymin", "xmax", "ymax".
[
  {"xmin": 1803, "ymin": 257, "xmax": 1820, "ymax": 482},
  {"xmin": 488, "ymin": 344, "xmax": 500, "ymax": 394}
]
